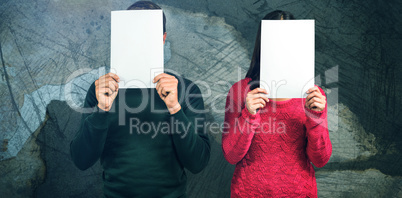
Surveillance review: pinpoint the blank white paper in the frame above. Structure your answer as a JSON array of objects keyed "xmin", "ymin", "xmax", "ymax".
[
  {"xmin": 111, "ymin": 10, "xmax": 163, "ymax": 88},
  {"xmin": 260, "ymin": 20, "xmax": 314, "ymax": 98}
]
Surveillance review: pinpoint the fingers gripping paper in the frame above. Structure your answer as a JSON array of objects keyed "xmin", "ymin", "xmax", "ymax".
[
  {"xmin": 111, "ymin": 10, "xmax": 163, "ymax": 88},
  {"xmin": 260, "ymin": 20, "xmax": 315, "ymax": 98}
]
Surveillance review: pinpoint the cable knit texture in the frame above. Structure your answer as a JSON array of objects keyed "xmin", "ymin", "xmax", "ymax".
[{"xmin": 222, "ymin": 78, "xmax": 332, "ymax": 197}]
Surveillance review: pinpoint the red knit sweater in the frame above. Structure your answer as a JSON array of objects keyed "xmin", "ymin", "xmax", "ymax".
[{"xmin": 222, "ymin": 78, "xmax": 332, "ymax": 197}]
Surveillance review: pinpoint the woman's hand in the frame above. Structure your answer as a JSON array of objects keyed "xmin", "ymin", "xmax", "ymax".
[
  {"xmin": 305, "ymin": 86, "xmax": 326, "ymax": 111},
  {"xmin": 246, "ymin": 88, "xmax": 269, "ymax": 115}
]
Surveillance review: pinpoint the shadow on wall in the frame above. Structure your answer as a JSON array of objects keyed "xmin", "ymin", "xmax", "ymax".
[{"xmin": 34, "ymin": 100, "xmax": 103, "ymax": 197}]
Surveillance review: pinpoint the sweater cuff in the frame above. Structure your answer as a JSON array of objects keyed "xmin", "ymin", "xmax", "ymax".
[
  {"xmin": 170, "ymin": 108, "xmax": 202, "ymax": 136},
  {"xmin": 305, "ymin": 107, "xmax": 325, "ymax": 117},
  {"xmin": 87, "ymin": 106, "xmax": 109, "ymax": 129},
  {"xmin": 304, "ymin": 106, "xmax": 326, "ymax": 127},
  {"xmin": 170, "ymin": 108, "xmax": 187, "ymax": 120},
  {"xmin": 241, "ymin": 107, "xmax": 261, "ymax": 124}
]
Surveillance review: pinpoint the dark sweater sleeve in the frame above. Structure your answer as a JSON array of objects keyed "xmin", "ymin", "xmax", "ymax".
[
  {"xmin": 170, "ymin": 82, "xmax": 211, "ymax": 174},
  {"xmin": 304, "ymin": 86, "xmax": 332, "ymax": 168},
  {"xmin": 70, "ymin": 82, "xmax": 109, "ymax": 171}
]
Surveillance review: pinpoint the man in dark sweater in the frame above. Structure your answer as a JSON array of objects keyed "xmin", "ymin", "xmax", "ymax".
[{"xmin": 70, "ymin": 1, "xmax": 210, "ymax": 197}]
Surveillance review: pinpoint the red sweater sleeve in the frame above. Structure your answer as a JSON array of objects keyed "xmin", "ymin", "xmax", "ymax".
[
  {"xmin": 304, "ymin": 86, "xmax": 332, "ymax": 168},
  {"xmin": 222, "ymin": 80, "xmax": 261, "ymax": 165}
]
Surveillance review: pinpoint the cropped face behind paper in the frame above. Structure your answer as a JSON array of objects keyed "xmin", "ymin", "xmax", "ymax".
[
  {"xmin": 260, "ymin": 20, "xmax": 315, "ymax": 98},
  {"xmin": 110, "ymin": 10, "xmax": 164, "ymax": 89}
]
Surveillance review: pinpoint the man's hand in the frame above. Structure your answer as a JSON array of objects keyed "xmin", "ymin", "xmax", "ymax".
[
  {"xmin": 95, "ymin": 73, "xmax": 120, "ymax": 111},
  {"xmin": 305, "ymin": 86, "xmax": 326, "ymax": 111},
  {"xmin": 153, "ymin": 73, "xmax": 181, "ymax": 114}
]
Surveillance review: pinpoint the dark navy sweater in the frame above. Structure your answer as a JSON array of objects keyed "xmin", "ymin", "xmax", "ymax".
[{"xmin": 70, "ymin": 76, "xmax": 210, "ymax": 197}]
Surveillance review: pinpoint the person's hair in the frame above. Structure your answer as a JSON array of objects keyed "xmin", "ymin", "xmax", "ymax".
[
  {"xmin": 245, "ymin": 10, "xmax": 295, "ymax": 90},
  {"xmin": 127, "ymin": 1, "xmax": 166, "ymax": 33}
]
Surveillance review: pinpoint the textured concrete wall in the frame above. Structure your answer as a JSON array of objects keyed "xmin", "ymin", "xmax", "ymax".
[{"xmin": 1, "ymin": 0, "xmax": 401, "ymax": 197}]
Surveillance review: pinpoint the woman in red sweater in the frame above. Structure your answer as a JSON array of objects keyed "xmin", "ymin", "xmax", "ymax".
[{"xmin": 222, "ymin": 10, "xmax": 332, "ymax": 197}]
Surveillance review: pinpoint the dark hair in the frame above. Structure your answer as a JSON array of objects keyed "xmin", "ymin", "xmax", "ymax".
[
  {"xmin": 245, "ymin": 10, "xmax": 295, "ymax": 90},
  {"xmin": 127, "ymin": 1, "xmax": 166, "ymax": 33}
]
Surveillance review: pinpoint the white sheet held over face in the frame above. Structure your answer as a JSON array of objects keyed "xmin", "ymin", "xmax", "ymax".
[
  {"xmin": 260, "ymin": 20, "xmax": 315, "ymax": 98},
  {"xmin": 111, "ymin": 10, "xmax": 163, "ymax": 88}
]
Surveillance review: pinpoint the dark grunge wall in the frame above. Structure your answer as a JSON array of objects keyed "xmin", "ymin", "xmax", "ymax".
[{"xmin": 0, "ymin": 0, "xmax": 401, "ymax": 197}]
